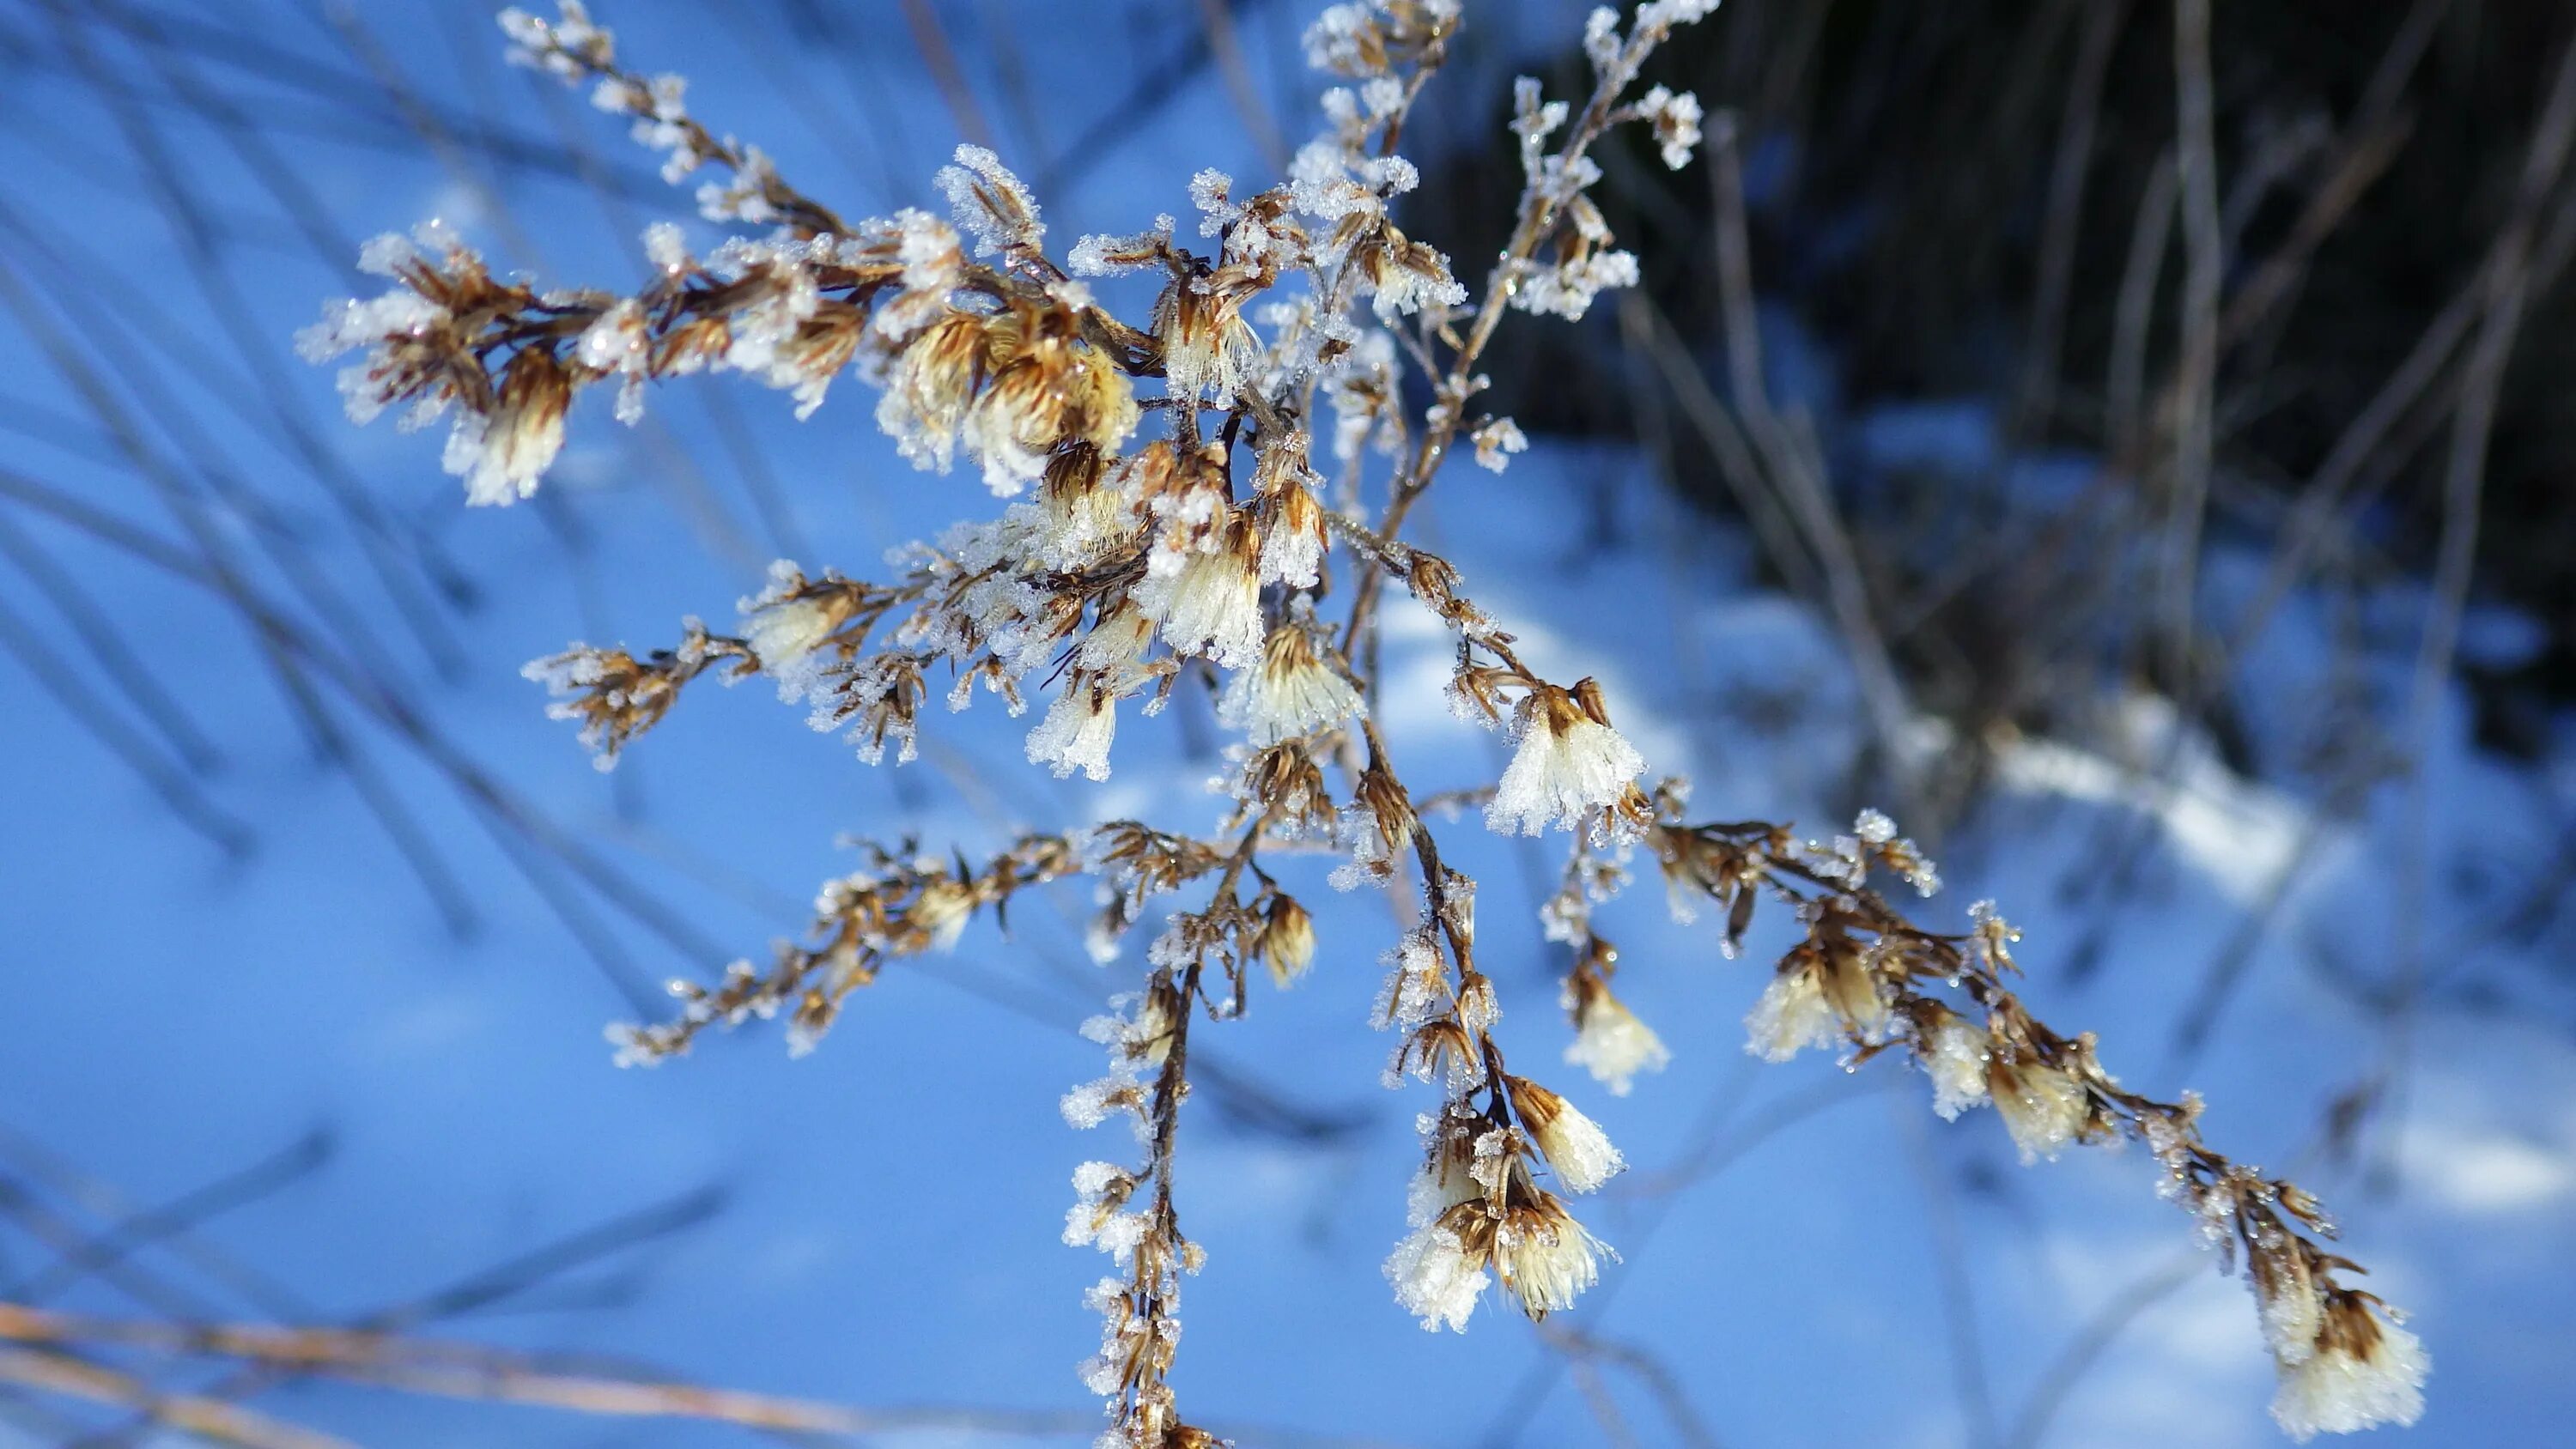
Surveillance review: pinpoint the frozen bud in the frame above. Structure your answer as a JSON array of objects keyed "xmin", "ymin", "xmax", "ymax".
[
  {"xmin": 1027, "ymin": 682, "xmax": 1120, "ymax": 782},
  {"xmin": 1352, "ymin": 756, "xmax": 1419, "ymax": 857},
  {"xmin": 1076, "ymin": 603, "xmax": 1157, "ymax": 676},
  {"xmin": 2251, "ymin": 1243, "xmax": 2326, "ymax": 1368},
  {"xmin": 1393, "ymin": 556, "xmax": 1466, "ymax": 634},
  {"xmin": 1256, "ymin": 475, "xmax": 1327, "ymax": 589},
  {"xmin": 1471, "ymin": 416, "xmax": 1528, "ymax": 472},
  {"xmin": 1743, "ymin": 965, "xmax": 1838, "ymax": 1062},
  {"xmin": 1306, "ymin": 0, "xmax": 1457, "ymax": 77},
  {"xmin": 738, "ymin": 561, "xmax": 859, "ymax": 694},
  {"xmin": 1062, "ymin": 1161, "xmax": 1139, "ymax": 1249},
  {"xmin": 1443, "ymin": 965, "xmax": 1493, "ymax": 1035},
  {"xmin": 1219, "ymin": 622, "xmax": 1364, "ymax": 745},
  {"xmin": 1581, "ymin": 7, "xmax": 1621, "ymax": 71},
  {"xmin": 1485, "ymin": 679, "xmax": 1647, "ymax": 838},
  {"xmin": 906, "ymin": 876, "xmax": 975, "ymax": 952},
  {"xmin": 935, "ymin": 143, "xmax": 1045, "ymax": 256},
  {"xmin": 1373, "ymin": 930, "xmax": 1447, "ymax": 1035},
  {"xmin": 1635, "ymin": 85, "xmax": 1704, "ymax": 170},
  {"xmin": 2270, "ymin": 1288, "xmax": 2428, "ymax": 1441},
  {"xmin": 574, "ymin": 297, "xmax": 647, "ymax": 376},
  {"xmin": 962, "ymin": 332, "xmax": 1139, "ymax": 495},
  {"xmin": 1384, "ymin": 1217, "xmax": 1489, "ymax": 1332},
  {"xmin": 1407, "ymin": 1133, "xmax": 1486, "ymax": 1225},
  {"xmin": 1505, "ymin": 1078, "xmax": 1625, "ymax": 1193},
  {"xmin": 451, "ymin": 347, "xmax": 572, "ymax": 505},
  {"xmin": 1562, "ymin": 970, "xmax": 1669, "ymax": 1096},
  {"xmin": 1922, "ymin": 1009, "xmax": 1993, "ymax": 1120},
  {"xmin": 1034, "ymin": 443, "xmax": 1134, "ymax": 568},
  {"xmin": 877, "ymin": 311, "xmax": 999, "ymax": 475},
  {"xmin": 1360, "ymin": 226, "xmax": 1467, "ymax": 318},
  {"xmin": 1152, "ymin": 274, "xmax": 1261, "ymax": 403},
  {"xmin": 1139, "ymin": 515, "xmax": 1264, "ymax": 668},
  {"xmin": 1260, "ymin": 895, "xmax": 1315, "ymax": 986},
  {"xmin": 1989, "ymin": 1055, "xmax": 2091, "ymax": 1163},
  {"xmin": 1492, "ymin": 1195, "xmax": 1611, "ymax": 1320},
  {"xmin": 1068, "ymin": 221, "xmax": 1170, "ymax": 277}
]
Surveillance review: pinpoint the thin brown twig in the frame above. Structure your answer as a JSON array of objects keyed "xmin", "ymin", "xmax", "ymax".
[
  {"xmin": 2161, "ymin": 0, "xmax": 2223, "ymax": 709},
  {"xmin": 898, "ymin": 0, "xmax": 999, "ymax": 154},
  {"xmin": 2378, "ymin": 20, "xmax": 2576, "ymax": 1179},
  {"xmin": 0, "ymin": 1345, "xmax": 350, "ymax": 1449},
  {"xmin": 1705, "ymin": 118, "xmax": 1917, "ymax": 807},
  {"xmin": 2011, "ymin": 0, "xmax": 2131, "ymax": 443},
  {"xmin": 1195, "ymin": 0, "xmax": 1291, "ymax": 176}
]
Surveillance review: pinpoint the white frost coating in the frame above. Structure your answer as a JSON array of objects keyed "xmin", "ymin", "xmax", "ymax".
[
  {"xmin": 1026, "ymin": 689, "xmax": 1117, "ymax": 781},
  {"xmin": 1993, "ymin": 1060, "xmax": 2090, "ymax": 1163},
  {"xmin": 445, "ymin": 400, "xmax": 561, "ymax": 508},
  {"xmin": 1257, "ymin": 510, "xmax": 1324, "ymax": 589},
  {"xmin": 1485, "ymin": 693, "xmax": 1643, "ymax": 836},
  {"xmin": 1634, "ymin": 84, "xmax": 1704, "ymax": 170},
  {"xmin": 1218, "ymin": 638, "xmax": 1364, "ymax": 746},
  {"xmin": 1369, "ymin": 251, "xmax": 1467, "ymax": 319},
  {"xmin": 1924, "ymin": 1015, "xmax": 1992, "ymax": 1120},
  {"xmin": 1581, "ymin": 8, "xmax": 1621, "ymax": 72},
  {"xmin": 574, "ymin": 298, "xmax": 647, "ymax": 373},
  {"xmin": 1406, "ymin": 1153, "xmax": 1479, "ymax": 1226},
  {"xmin": 1137, "ymin": 548, "xmax": 1261, "ymax": 669},
  {"xmin": 642, "ymin": 221, "xmax": 691, "ymax": 272},
  {"xmin": 1384, "ymin": 1223, "xmax": 1486, "ymax": 1333},
  {"xmin": 1472, "ymin": 417, "xmax": 1528, "ymax": 472},
  {"xmin": 1374, "ymin": 932, "xmax": 1447, "ymax": 1048},
  {"xmin": 1564, "ymin": 990, "xmax": 1669, "ymax": 1096},
  {"xmin": 1188, "ymin": 168, "xmax": 1240, "ymax": 233},
  {"xmin": 1510, "ymin": 247, "xmax": 1640, "ymax": 321},
  {"xmin": 1066, "ymin": 217, "xmax": 1173, "ymax": 278},
  {"xmin": 1743, "ymin": 969, "xmax": 1839, "ymax": 1063},
  {"xmin": 738, "ymin": 561, "xmax": 840, "ymax": 700},
  {"xmin": 2261, "ymin": 1270, "xmax": 2326, "ymax": 1369},
  {"xmin": 1494, "ymin": 1214, "xmax": 1607, "ymax": 1317},
  {"xmin": 355, "ymin": 230, "xmax": 416, "ymax": 277},
  {"xmin": 1527, "ymin": 1099, "xmax": 1625, "ymax": 1193},
  {"xmin": 1639, "ymin": 0, "xmax": 1724, "ymax": 28},
  {"xmin": 2271, "ymin": 1320, "xmax": 2428, "ymax": 1442},
  {"xmin": 936, "ymin": 143, "xmax": 1043, "ymax": 256}
]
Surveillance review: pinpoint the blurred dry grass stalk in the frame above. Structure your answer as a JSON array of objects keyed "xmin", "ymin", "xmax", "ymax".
[{"xmin": 281, "ymin": 1, "xmax": 2431, "ymax": 1444}]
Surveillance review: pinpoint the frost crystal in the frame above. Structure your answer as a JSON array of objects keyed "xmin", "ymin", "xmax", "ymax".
[
  {"xmin": 1374, "ymin": 931, "xmax": 1446, "ymax": 1037},
  {"xmin": 1924, "ymin": 1015, "xmax": 1992, "ymax": 1120},
  {"xmin": 1564, "ymin": 985, "xmax": 1670, "ymax": 1096},
  {"xmin": 1138, "ymin": 541, "xmax": 1262, "ymax": 670},
  {"xmin": 1028, "ymin": 687, "xmax": 1119, "ymax": 781},
  {"xmin": 1743, "ymin": 969, "xmax": 1839, "ymax": 1063},
  {"xmin": 1384, "ymin": 1223, "xmax": 1486, "ymax": 1332},
  {"xmin": 1513, "ymin": 1083, "xmax": 1626, "ymax": 1193},
  {"xmin": 936, "ymin": 143, "xmax": 1044, "ymax": 256},
  {"xmin": 1993, "ymin": 1060, "xmax": 2090, "ymax": 1163},
  {"xmin": 1471, "ymin": 417, "xmax": 1528, "ymax": 472},
  {"xmin": 1485, "ymin": 687, "xmax": 1645, "ymax": 837},
  {"xmin": 1634, "ymin": 84, "xmax": 1704, "ymax": 170},
  {"xmin": 1494, "ymin": 1212, "xmax": 1609, "ymax": 1317},
  {"xmin": 2271, "ymin": 1318, "xmax": 2428, "ymax": 1442},
  {"xmin": 1218, "ymin": 627, "xmax": 1364, "ymax": 745}
]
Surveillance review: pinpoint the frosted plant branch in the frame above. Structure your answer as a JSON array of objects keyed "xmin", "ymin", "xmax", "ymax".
[{"xmin": 303, "ymin": 1, "xmax": 2424, "ymax": 1442}]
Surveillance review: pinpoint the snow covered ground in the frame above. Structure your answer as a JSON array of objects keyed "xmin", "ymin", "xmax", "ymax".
[{"xmin": 3, "ymin": 3, "xmax": 2571, "ymax": 1446}]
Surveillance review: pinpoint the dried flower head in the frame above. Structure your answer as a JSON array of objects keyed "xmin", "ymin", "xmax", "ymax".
[{"xmin": 1486, "ymin": 679, "xmax": 1648, "ymax": 839}]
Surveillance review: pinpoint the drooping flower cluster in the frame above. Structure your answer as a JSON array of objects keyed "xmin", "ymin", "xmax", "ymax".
[
  {"xmin": 1647, "ymin": 797, "xmax": 2427, "ymax": 1440},
  {"xmin": 604, "ymin": 834, "xmax": 1084, "ymax": 1064},
  {"xmin": 312, "ymin": 1, "xmax": 2422, "ymax": 1442}
]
